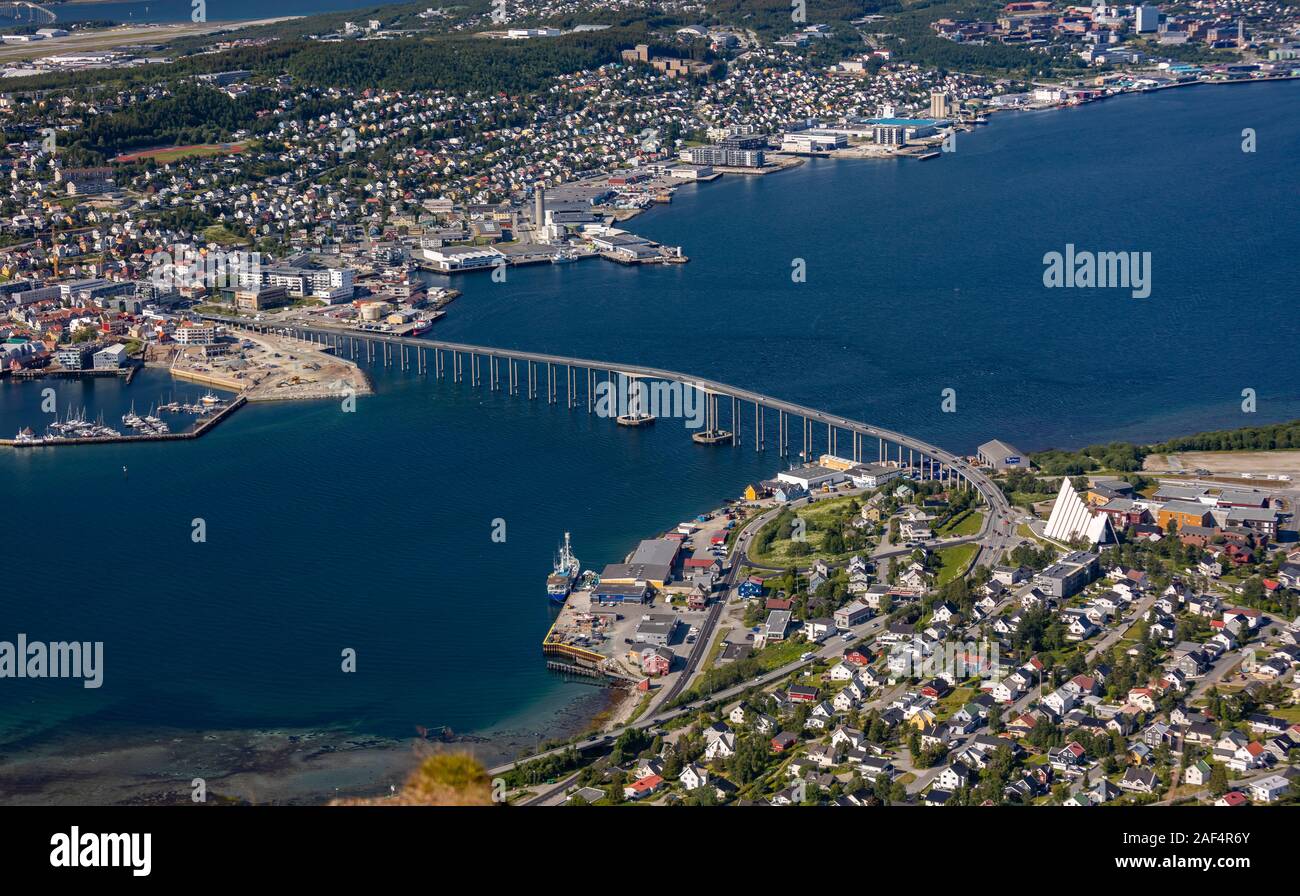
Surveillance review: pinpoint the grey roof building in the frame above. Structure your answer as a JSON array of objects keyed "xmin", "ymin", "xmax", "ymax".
[{"xmin": 977, "ymin": 439, "xmax": 1029, "ymax": 469}]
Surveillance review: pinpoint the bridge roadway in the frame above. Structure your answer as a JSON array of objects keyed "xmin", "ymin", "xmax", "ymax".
[{"xmin": 210, "ymin": 313, "xmax": 1012, "ymax": 531}]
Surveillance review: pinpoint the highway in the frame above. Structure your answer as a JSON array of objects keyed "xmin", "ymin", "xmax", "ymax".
[{"xmin": 211, "ymin": 313, "xmax": 1018, "ymax": 546}]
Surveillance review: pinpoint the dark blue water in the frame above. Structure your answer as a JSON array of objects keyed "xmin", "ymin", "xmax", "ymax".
[
  {"xmin": 48, "ymin": 0, "xmax": 374, "ymax": 25},
  {"xmin": 1, "ymin": 81, "xmax": 1297, "ymax": 764},
  {"xmin": 433, "ymin": 80, "xmax": 1300, "ymax": 452}
]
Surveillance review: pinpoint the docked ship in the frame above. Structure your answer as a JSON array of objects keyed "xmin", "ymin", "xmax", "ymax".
[{"xmin": 546, "ymin": 532, "xmax": 580, "ymax": 603}]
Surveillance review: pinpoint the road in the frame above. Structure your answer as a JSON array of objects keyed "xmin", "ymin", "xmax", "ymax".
[
  {"xmin": 0, "ymin": 19, "xmax": 299, "ymax": 65},
  {"xmin": 214, "ymin": 312, "xmax": 1018, "ymax": 555}
]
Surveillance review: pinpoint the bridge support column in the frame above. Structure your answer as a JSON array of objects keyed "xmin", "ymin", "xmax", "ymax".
[
  {"xmin": 732, "ymin": 397, "xmax": 739, "ymax": 446},
  {"xmin": 755, "ymin": 404, "xmax": 761, "ymax": 451}
]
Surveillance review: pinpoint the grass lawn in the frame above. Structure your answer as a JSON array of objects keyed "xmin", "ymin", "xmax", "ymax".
[
  {"xmin": 114, "ymin": 142, "xmax": 248, "ymax": 164},
  {"xmin": 936, "ymin": 510, "xmax": 984, "ymax": 537},
  {"xmin": 935, "ymin": 686, "xmax": 976, "ymax": 717},
  {"xmin": 756, "ymin": 639, "xmax": 810, "ymax": 672},
  {"xmin": 202, "ymin": 224, "xmax": 248, "ymax": 246},
  {"xmin": 701, "ymin": 627, "xmax": 732, "ymax": 672},
  {"xmin": 625, "ymin": 692, "xmax": 654, "ymax": 725},
  {"xmin": 935, "ymin": 543, "xmax": 979, "ymax": 586}
]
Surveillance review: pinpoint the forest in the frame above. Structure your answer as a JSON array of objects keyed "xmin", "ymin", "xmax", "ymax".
[{"xmin": 1029, "ymin": 419, "xmax": 1300, "ymax": 475}]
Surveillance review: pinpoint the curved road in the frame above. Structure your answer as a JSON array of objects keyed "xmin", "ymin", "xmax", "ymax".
[{"xmin": 210, "ymin": 314, "xmax": 1015, "ymax": 534}]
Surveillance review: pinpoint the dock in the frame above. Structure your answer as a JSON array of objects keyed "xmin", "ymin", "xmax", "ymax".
[
  {"xmin": 9, "ymin": 364, "xmax": 137, "ymax": 381},
  {"xmin": 1, "ymin": 395, "xmax": 246, "ymax": 448}
]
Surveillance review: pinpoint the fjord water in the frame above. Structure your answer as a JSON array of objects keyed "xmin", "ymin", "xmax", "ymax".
[{"xmin": 1, "ymin": 82, "xmax": 1297, "ymax": 779}]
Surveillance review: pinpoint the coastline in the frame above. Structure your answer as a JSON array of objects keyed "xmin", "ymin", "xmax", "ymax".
[
  {"xmin": 0, "ymin": 685, "xmax": 618, "ymax": 805},
  {"xmin": 3, "ymin": 76, "xmax": 1297, "ymax": 806},
  {"xmin": 602, "ymin": 73, "xmax": 1298, "ymax": 235}
]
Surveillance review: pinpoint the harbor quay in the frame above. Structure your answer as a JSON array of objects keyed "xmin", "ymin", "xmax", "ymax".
[{"xmin": 2, "ymin": 325, "xmax": 372, "ymax": 448}]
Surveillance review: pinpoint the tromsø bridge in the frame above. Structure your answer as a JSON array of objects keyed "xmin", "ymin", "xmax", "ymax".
[{"xmin": 205, "ymin": 314, "xmax": 1014, "ymax": 544}]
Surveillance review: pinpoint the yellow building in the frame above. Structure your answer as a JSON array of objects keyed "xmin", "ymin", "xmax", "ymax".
[{"xmin": 1156, "ymin": 500, "xmax": 1212, "ymax": 531}]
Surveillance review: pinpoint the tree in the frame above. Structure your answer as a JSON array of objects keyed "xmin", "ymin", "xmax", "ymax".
[{"xmin": 1208, "ymin": 762, "xmax": 1229, "ymax": 797}]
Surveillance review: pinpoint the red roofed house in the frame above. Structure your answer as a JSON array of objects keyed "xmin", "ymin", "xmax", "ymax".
[
  {"xmin": 624, "ymin": 774, "xmax": 663, "ymax": 800},
  {"xmin": 1127, "ymin": 688, "xmax": 1156, "ymax": 712}
]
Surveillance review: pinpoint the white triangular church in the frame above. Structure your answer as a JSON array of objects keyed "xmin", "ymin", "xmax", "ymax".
[{"xmin": 1044, "ymin": 478, "xmax": 1115, "ymax": 545}]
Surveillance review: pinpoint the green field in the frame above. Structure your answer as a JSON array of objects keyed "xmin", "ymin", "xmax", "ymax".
[
  {"xmin": 202, "ymin": 224, "xmax": 248, "ymax": 246},
  {"xmin": 935, "ymin": 543, "xmax": 979, "ymax": 586},
  {"xmin": 114, "ymin": 142, "xmax": 248, "ymax": 164},
  {"xmin": 935, "ymin": 510, "xmax": 984, "ymax": 537}
]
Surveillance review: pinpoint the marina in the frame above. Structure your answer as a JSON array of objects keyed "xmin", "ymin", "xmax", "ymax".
[{"xmin": 2, "ymin": 396, "xmax": 246, "ymax": 447}]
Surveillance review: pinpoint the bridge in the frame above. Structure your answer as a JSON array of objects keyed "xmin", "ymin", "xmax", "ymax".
[
  {"xmin": 0, "ymin": 2, "xmax": 57, "ymax": 24},
  {"xmin": 206, "ymin": 314, "xmax": 1015, "ymax": 551}
]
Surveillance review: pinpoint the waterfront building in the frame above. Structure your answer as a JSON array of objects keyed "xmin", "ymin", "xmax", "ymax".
[
  {"xmin": 930, "ymin": 89, "xmax": 952, "ymax": 118},
  {"xmin": 592, "ymin": 582, "xmax": 651, "ymax": 604},
  {"xmin": 92, "ymin": 343, "xmax": 128, "ymax": 370},
  {"xmin": 847, "ymin": 462, "xmax": 901, "ymax": 489},
  {"xmin": 600, "ymin": 561, "xmax": 672, "ymax": 588},
  {"xmin": 781, "ymin": 131, "xmax": 847, "ymax": 152},
  {"xmin": 977, "ymin": 439, "xmax": 1029, "ymax": 470},
  {"xmin": 867, "ymin": 117, "xmax": 939, "ymax": 144},
  {"xmin": 631, "ymin": 538, "xmax": 681, "ymax": 570},
  {"xmin": 777, "ymin": 463, "xmax": 849, "ymax": 491},
  {"xmin": 670, "ymin": 165, "xmax": 712, "ymax": 179},
  {"xmin": 683, "ymin": 146, "xmax": 766, "ymax": 168},
  {"xmin": 173, "ymin": 321, "xmax": 217, "ymax": 346},
  {"xmin": 243, "ymin": 257, "xmax": 355, "ymax": 302},
  {"xmin": 419, "ymin": 245, "xmax": 506, "ymax": 273},
  {"xmin": 54, "ymin": 343, "xmax": 96, "ymax": 370}
]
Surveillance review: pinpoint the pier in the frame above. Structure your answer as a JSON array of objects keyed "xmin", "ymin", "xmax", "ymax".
[
  {"xmin": 204, "ymin": 314, "xmax": 1011, "ymax": 528},
  {"xmin": 1, "ymin": 395, "xmax": 247, "ymax": 448}
]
